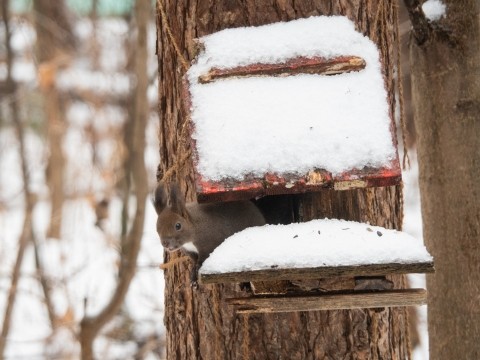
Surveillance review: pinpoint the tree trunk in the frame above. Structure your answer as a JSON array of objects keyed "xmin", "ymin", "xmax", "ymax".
[
  {"xmin": 408, "ymin": 1, "xmax": 480, "ymax": 359},
  {"xmin": 33, "ymin": 0, "xmax": 74, "ymax": 239},
  {"xmin": 157, "ymin": 1, "xmax": 409, "ymax": 359}
]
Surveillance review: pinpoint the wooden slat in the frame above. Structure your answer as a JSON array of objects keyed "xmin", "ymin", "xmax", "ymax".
[
  {"xmin": 227, "ymin": 289, "xmax": 427, "ymax": 313},
  {"xmin": 198, "ymin": 56, "xmax": 366, "ymax": 83},
  {"xmin": 199, "ymin": 261, "xmax": 434, "ymax": 284}
]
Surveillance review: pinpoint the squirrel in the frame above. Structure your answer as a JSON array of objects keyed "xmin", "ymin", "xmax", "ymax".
[{"xmin": 154, "ymin": 182, "xmax": 266, "ymax": 286}]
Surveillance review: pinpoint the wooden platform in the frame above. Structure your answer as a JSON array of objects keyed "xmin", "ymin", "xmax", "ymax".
[
  {"xmin": 199, "ymin": 261, "xmax": 435, "ymax": 284},
  {"xmin": 197, "ymin": 218, "xmax": 433, "ymax": 312},
  {"xmin": 228, "ymin": 289, "xmax": 427, "ymax": 313}
]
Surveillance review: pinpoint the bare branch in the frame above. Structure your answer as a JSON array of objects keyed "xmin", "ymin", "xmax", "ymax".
[{"xmin": 31, "ymin": 228, "xmax": 57, "ymax": 327}]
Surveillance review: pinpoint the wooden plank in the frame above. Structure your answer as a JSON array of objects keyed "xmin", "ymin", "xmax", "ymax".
[
  {"xmin": 199, "ymin": 261, "xmax": 434, "ymax": 284},
  {"xmin": 198, "ymin": 56, "xmax": 366, "ymax": 83},
  {"xmin": 227, "ymin": 289, "xmax": 427, "ymax": 313}
]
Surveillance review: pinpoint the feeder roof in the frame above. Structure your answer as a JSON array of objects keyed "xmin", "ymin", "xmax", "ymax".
[{"xmin": 186, "ymin": 16, "xmax": 400, "ymax": 201}]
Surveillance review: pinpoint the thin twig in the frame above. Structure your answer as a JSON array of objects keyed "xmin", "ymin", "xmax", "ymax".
[
  {"xmin": 159, "ymin": 256, "xmax": 190, "ymax": 270},
  {"xmin": 160, "ymin": 149, "xmax": 192, "ymax": 183},
  {"xmin": 31, "ymin": 227, "xmax": 57, "ymax": 328}
]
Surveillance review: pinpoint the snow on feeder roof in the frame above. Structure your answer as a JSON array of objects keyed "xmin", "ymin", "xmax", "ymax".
[
  {"xmin": 185, "ymin": 16, "xmax": 401, "ymax": 202},
  {"xmin": 199, "ymin": 218, "xmax": 434, "ymax": 284}
]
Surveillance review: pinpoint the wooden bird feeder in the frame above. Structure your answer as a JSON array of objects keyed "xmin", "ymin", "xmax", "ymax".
[
  {"xmin": 180, "ymin": 17, "xmax": 433, "ymax": 313},
  {"xmin": 198, "ymin": 219, "xmax": 434, "ymax": 313},
  {"xmin": 184, "ymin": 17, "xmax": 401, "ymax": 203}
]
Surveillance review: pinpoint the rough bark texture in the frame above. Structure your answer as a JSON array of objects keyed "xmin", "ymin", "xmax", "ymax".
[
  {"xmin": 157, "ymin": 1, "xmax": 409, "ymax": 359},
  {"xmin": 408, "ymin": 1, "xmax": 480, "ymax": 359}
]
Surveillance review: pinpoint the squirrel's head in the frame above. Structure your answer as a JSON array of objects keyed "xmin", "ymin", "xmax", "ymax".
[{"xmin": 154, "ymin": 182, "xmax": 194, "ymax": 251}]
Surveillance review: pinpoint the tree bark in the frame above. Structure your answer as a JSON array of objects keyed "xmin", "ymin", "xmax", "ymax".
[
  {"xmin": 157, "ymin": 1, "xmax": 409, "ymax": 359},
  {"xmin": 407, "ymin": 1, "xmax": 480, "ymax": 359}
]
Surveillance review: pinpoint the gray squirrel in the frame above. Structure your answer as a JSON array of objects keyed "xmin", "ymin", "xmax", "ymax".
[{"xmin": 154, "ymin": 182, "xmax": 266, "ymax": 286}]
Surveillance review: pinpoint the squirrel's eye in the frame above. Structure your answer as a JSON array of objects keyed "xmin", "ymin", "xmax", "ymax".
[{"xmin": 175, "ymin": 222, "xmax": 182, "ymax": 231}]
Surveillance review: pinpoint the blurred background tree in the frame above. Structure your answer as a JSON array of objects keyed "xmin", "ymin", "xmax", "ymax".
[{"xmin": 0, "ymin": 0, "xmax": 165, "ymax": 358}]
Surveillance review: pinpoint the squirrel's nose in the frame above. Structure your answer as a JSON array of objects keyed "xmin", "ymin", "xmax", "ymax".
[{"xmin": 160, "ymin": 237, "xmax": 177, "ymax": 251}]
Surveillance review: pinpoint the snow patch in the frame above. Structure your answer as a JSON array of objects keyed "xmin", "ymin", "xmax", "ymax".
[{"xmin": 422, "ymin": 0, "xmax": 446, "ymax": 21}]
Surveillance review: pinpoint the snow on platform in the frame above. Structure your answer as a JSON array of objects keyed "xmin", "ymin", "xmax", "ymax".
[
  {"xmin": 186, "ymin": 16, "xmax": 400, "ymax": 201},
  {"xmin": 199, "ymin": 218, "xmax": 433, "ymax": 280}
]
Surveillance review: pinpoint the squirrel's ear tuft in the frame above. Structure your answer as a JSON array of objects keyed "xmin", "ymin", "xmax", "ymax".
[
  {"xmin": 170, "ymin": 183, "xmax": 188, "ymax": 218},
  {"xmin": 154, "ymin": 182, "xmax": 168, "ymax": 215}
]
